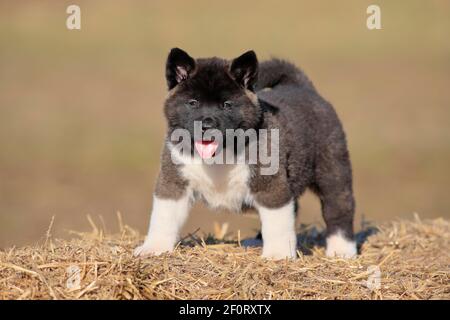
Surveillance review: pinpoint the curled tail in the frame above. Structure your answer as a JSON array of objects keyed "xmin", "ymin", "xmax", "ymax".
[{"xmin": 255, "ymin": 58, "xmax": 314, "ymax": 92}]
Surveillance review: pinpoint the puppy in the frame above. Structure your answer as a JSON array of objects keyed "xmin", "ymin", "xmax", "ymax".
[{"xmin": 134, "ymin": 48, "xmax": 356, "ymax": 259}]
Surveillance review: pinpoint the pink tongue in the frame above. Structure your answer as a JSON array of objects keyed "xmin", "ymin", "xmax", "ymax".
[{"xmin": 194, "ymin": 141, "xmax": 219, "ymax": 159}]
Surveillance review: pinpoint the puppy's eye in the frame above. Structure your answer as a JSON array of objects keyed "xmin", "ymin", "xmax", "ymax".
[
  {"xmin": 223, "ymin": 101, "xmax": 233, "ymax": 109},
  {"xmin": 187, "ymin": 99, "xmax": 199, "ymax": 107}
]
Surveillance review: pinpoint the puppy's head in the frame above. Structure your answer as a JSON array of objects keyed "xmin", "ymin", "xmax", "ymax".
[{"xmin": 163, "ymin": 48, "xmax": 261, "ymax": 158}]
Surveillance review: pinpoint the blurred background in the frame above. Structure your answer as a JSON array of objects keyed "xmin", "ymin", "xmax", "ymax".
[{"xmin": 0, "ymin": 0, "xmax": 449, "ymax": 247}]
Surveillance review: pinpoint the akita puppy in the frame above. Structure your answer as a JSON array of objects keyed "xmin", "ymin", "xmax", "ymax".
[{"xmin": 134, "ymin": 48, "xmax": 356, "ymax": 259}]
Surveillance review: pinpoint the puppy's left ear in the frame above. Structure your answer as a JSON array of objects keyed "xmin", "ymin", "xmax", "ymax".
[
  {"xmin": 166, "ymin": 48, "xmax": 196, "ymax": 90},
  {"xmin": 230, "ymin": 50, "xmax": 258, "ymax": 91}
]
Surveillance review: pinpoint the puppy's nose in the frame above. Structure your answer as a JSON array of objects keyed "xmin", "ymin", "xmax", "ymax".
[{"xmin": 201, "ymin": 117, "xmax": 216, "ymax": 132}]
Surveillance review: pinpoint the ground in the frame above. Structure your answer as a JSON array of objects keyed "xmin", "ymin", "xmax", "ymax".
[{"xmin": 0, "ymin": 216, "xmax": 448, "ymax": 300}]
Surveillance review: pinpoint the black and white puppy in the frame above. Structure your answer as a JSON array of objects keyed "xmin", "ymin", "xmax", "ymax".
[{"xmin": 134, "ymin": 48, "xmax": 356, "ymax": 259}]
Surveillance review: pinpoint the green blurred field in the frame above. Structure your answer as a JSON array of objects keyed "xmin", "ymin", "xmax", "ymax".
[{"xmin": 0, "ymin": 0, "xmax": 449, "ymax": 247}]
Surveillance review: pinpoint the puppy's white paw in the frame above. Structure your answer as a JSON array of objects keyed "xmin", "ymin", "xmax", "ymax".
[
  {"xmin": 261, "ymin": 236, "xmax": 297, "ymax": 260},
  {"xmin": 258, "ymin": 201, "xmax": 297, "ymax": 260},
  {"xmin": 262, "ymin": 249, "xmax": 297, "ymax": 260},
  {"xmin": 133, "ymin": 239, "xmax": 174, "ymax": 257},
  {"xmin": 325, "ymin": 231, "xmax": 357, "ymax": 258}
]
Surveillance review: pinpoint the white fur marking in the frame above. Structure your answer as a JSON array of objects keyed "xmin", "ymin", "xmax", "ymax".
[
  {"xmin": 170, "ymin": 144, "xmax": 253, "ymax": 212},
  {"xmin": 134, "ymin": 194, "xmax": 191, "ymax": 256},
  {"xmin": 326, "ymin": 231, "xmax": 357, "ymax": 258},
  {"xmin": 257, "ymin": 201, "xmax": 297, "ymax": 260}
]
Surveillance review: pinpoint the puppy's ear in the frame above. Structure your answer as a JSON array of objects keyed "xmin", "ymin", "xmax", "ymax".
[
  {"xmin": 230, "ymin": 50, "xmax": 258, "ymax": 91},
  {"xmin": 166, "ymin": 48, "xmax": 196, "ymax": 90}
]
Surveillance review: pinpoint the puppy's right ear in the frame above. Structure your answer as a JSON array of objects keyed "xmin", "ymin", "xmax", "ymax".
[{"xmin": 166, "ymin": 48, "xmax": 196, "ymax": 90}]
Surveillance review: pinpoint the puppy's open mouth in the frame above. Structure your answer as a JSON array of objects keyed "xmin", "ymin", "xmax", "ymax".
[{"xmin": 194, "ymin": 140, "xmax": 219, "ymax": 159}]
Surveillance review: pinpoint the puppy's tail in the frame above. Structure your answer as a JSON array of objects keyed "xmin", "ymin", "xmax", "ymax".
[{"xmin": 255, "ymin": 58, "xmax": 314, "ymax": 92}]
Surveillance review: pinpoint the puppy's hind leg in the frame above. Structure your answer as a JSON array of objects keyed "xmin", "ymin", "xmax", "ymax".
[
  {"xmin": 314, "ymin": 147, "xmax": 357, "ymax": 258},
  {"xmin": 319, "ymin": 189, "xmax": 356, "ymax": 258}
]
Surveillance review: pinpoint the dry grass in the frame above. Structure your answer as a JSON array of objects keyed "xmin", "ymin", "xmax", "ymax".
[{"xmin": 0, "ymin": 215, "xmax": 449, "ymax": 300}]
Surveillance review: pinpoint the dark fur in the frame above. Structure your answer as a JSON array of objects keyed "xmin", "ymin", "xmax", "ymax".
[{"xmin": 158, "ymin": 49, "xmax": 355, "ymax": 240}]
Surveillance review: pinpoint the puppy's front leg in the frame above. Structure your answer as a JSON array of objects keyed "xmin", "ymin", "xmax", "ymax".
[
  {"xmin": 134, "ymin": 193, "xmax": 191, "ymax": 257},
  {"xmin": 256, "ymin": 200, "xmax": 297, "ymax": 260}
]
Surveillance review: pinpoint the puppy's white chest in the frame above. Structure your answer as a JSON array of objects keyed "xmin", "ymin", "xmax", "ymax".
[{"xmin": 179, "ymin": 162, "xmax": 252, "ymax": 212}]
